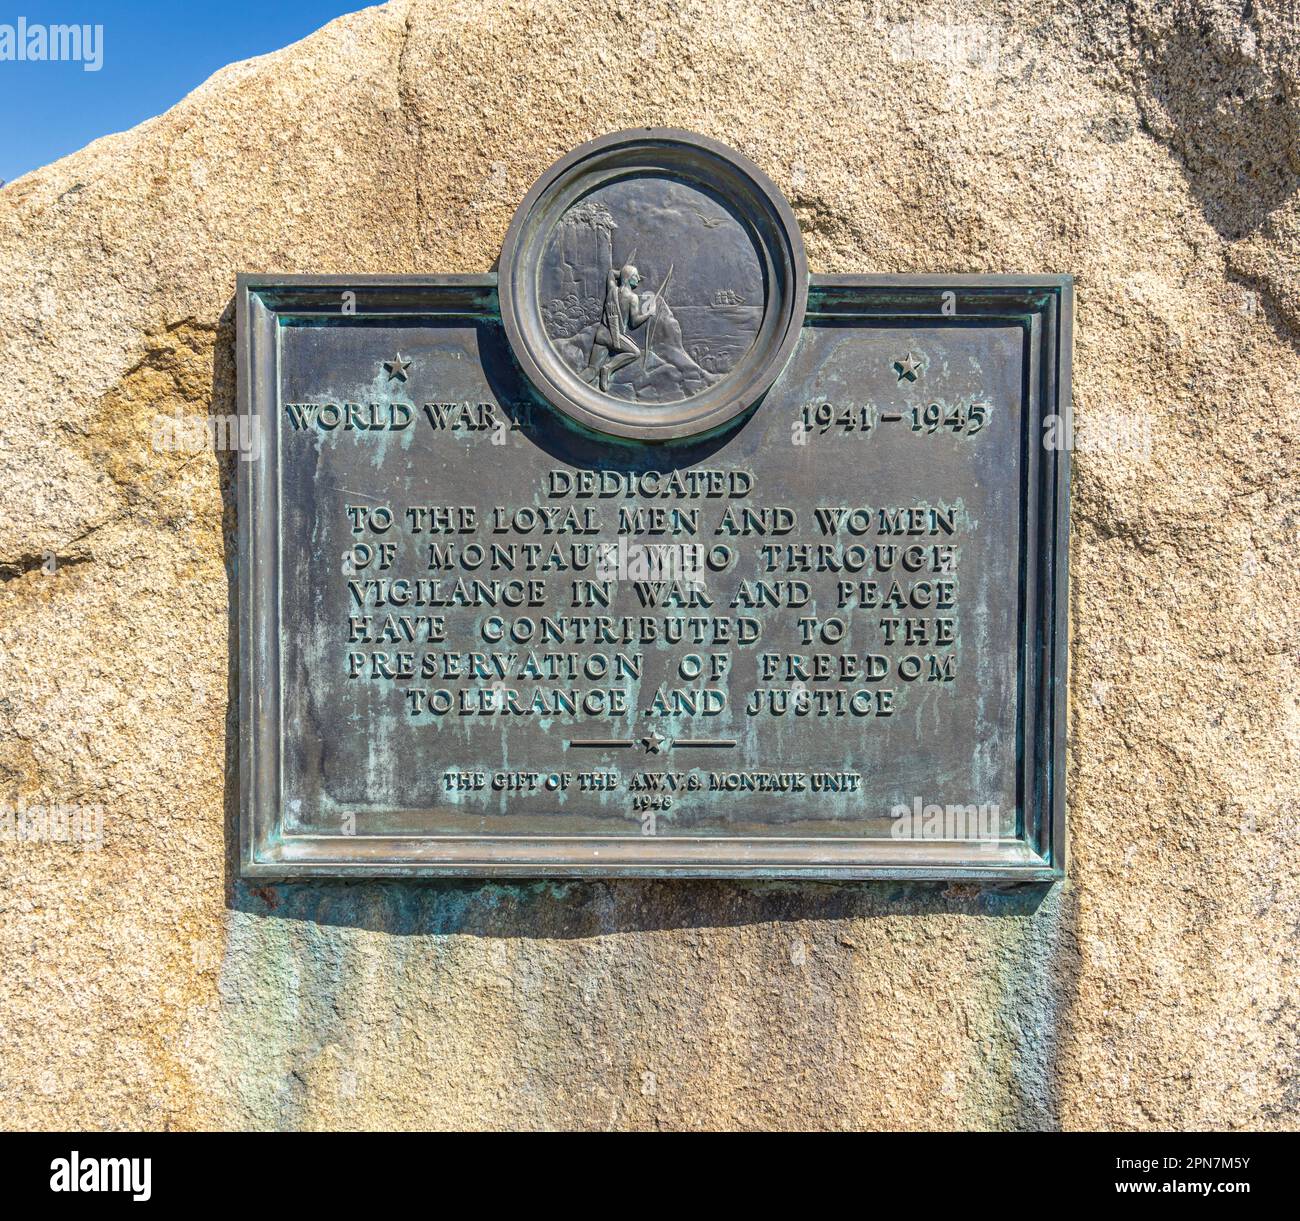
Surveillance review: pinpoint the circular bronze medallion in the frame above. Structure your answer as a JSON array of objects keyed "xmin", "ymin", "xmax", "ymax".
[{"xmin": 499, "ymin": 129, "xmax": 807, "ymax": 441}]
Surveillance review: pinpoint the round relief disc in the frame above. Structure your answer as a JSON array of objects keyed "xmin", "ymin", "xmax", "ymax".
[{"xmin": 498, "ymin": 129, "xmax": 808, "ymax": 441}]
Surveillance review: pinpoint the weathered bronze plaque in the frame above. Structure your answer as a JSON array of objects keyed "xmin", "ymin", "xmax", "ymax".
[{"xmin": 239, "ymin": 130, "xmax": 1069, "ymax": 880}]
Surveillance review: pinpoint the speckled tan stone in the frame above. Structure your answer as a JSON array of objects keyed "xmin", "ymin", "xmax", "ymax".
[{"xmin": 0, "ymin": 0, "xmax": 1296, "ymax": 1130}]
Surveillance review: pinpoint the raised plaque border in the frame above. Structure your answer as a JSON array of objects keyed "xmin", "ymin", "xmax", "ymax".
[{"xmin": 237, "ymin": 273, "xmax": 1070, "ymax": 882}]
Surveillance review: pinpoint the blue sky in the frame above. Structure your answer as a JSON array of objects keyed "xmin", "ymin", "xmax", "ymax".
[{"xmin": 0, "ymin": 2, "xmax": 368, "ymax": 184}]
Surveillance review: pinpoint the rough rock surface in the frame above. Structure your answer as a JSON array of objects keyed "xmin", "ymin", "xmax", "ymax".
[{"xmin": 1, "ymin": 0, "xmax": 1297, "ymax": 1130}]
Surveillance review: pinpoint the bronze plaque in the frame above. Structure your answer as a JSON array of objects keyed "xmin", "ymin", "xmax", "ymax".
[{"xmin": 238, "ymin": 130, "xmax": 1069, "ymax": 880}]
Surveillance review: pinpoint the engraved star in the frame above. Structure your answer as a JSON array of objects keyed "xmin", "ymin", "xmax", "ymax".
[
  {"xmin": 894, "ymin": 352, "xmax": 922, "ymax": 382},
  {"xmin": 641, "ymin": 730, "xmax": 667, "ymax": 754},
  {"xmin": 384, "ymin": 352, "xmax": 413, "ymax": 381}
]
